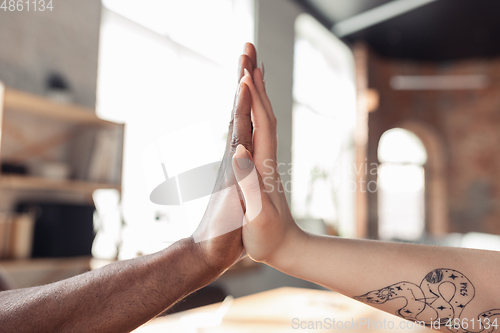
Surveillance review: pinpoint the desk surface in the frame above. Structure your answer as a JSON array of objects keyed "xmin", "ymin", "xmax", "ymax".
[{"xmin": 134, "ymin": 287, "xmax": 433, "ymax": 333}]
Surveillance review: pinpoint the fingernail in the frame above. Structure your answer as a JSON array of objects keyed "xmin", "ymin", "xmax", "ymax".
[
  {"xmin": 243, "ymin": 43, "xmax": 249, "ymax": 53},
  {"xmin": 260, "ymin": 62, "xmax": 265, "ymax": 79},
  {"xmin": 244, "ymin": 68, "xmax": 251, "ymax": 78},
  {"xmin": 236, "ymin": 144, "xmax": 251, "ymax": 170}
]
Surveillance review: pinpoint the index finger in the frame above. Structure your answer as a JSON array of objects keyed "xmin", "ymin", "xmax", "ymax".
[
  {"xmin": 238, "ymin": 43, "xmax": 257, "ymax": 80},
  {"xmin": 226, "ymin": 44, "xmax": 256, "ymax": 153},
  {"xmin": 230, "ymin": 82, "xmax": 253, "ymax": 155}
]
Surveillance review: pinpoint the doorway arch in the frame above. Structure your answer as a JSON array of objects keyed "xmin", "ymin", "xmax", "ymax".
[
  {"xmin": 377, "ymin": 121, "xmax": 448, "ymax": 238},
  {"xmin": 378, "ymin": 128, "xmax": 427, "ymax": 240},
  {"xmin": 399, "ymin": 121, "xmax": 448, "ymax": 236}
]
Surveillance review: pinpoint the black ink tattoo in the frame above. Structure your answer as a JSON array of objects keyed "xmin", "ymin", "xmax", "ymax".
[{"xmin": 354, "ymin": 269, "xmax": 500, "ymax": 332}]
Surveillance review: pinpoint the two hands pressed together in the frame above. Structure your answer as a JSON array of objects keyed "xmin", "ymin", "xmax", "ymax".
[
  {"xmin": 1, "ymin": 43, "xmax": 500, "ymax": 333},
  {"xmin": 194, "ymin": 42, "xmax": 297, "ymax": 271},
  {"xmin": 192, "ymin": 43, "xmax": 303, "ymax": 281}
]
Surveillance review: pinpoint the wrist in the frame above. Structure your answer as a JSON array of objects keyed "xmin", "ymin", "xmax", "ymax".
[
  {"xmin": 184, "ymin": 233, "xmax": 242, "ymax": 276},
  {"xmin": 265, "ymin": 221, "xmax": 308, "ymax": 272},
  {"xmin": 172, "ymin": 237, "xmax": 227, "ymax": 291}
]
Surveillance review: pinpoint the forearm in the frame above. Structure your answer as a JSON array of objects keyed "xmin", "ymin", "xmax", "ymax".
[
  {"xmin": 270, "ymin": 227, "xmax": 500, "ymax": 328},
  {"xmin": 0, "ymin": 237, "xmax": 221, "ymax": 333}
]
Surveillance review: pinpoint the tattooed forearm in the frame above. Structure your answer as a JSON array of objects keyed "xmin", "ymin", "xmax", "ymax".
[{"xmin": 354, "ymin": 269, "xmax": 500, "ymax": 332}]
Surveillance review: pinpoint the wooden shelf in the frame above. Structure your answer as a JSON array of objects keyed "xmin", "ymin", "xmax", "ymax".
[
  {"xmin": 0, "ymin": 256, "xmax": 91, "ymax": 271},
  {"xmin": 3, "ymin": 87, "xmax": 120, "ymax": 127},
  {"xmin": 0, "ymin": 175, "xmax": 120, "ymax": 194},
  {"xmin": 0, "ymin": 83, "xmax": 124, "ymax": 195}
]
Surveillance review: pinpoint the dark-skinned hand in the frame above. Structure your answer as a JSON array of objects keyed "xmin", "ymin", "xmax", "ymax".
[{"xmin": 191, "ymin": 43, "xmax": 257, "ymax": 276}]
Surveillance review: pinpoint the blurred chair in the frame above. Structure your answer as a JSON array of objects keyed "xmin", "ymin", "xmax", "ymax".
[
  {"xmin": 0, "ymin": 267, "xmax": 11, "ymax": 291},
  {"xmin": 461, "ymin": 232, "xmax": 500, "ymax": 251}
]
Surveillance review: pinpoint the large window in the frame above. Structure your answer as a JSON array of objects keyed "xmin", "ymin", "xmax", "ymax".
[
  {"xmin": 291, "ymin": 14, "xmax": 357, "ymax": 237},
  {"xmin": 96, "ymin": 0, "xmax": 254, "ymax": 259},
  {"xmin": 378, "ymin": 128, "xmax": 427, "ymax": 240}
]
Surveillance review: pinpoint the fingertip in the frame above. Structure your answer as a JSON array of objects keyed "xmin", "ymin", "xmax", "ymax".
[
  {"xmin": 240, "ymin": 75, "xmax": 253, "ymax": 89},
  {"xmin": 242, "ymin": 42, "xmax": 251, "ymax": 53},
  {"xmin": 234, "ymin": 144, "xmax": 248, "ymax": 159},
  {"xmin": 238, "ymin": 54, "xmax": 254, "ymax": 82},
  {"xmin": 233, "ymin": 144, "xmax": 254, "ymax": 172},
  {"xmin": 238, "ymin": 144, "xmax": 253, "ymax": 160},
  {"xmin": 243, "ymin": 43, "xmax": 257, "ymax": 67},
  {"xmin": 238, "ymin": 81, "xmax": 250, "ymax": 98}
]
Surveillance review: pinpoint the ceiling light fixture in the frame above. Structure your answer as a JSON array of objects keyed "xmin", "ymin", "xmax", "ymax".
[{"xmin": 390, "ymin": 75, "xmax": 489, "ymax": 90}]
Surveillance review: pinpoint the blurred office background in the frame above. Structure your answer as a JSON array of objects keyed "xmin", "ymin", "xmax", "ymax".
[{"xmin": 1, "ymin": 0, "xmax": 500, "ymax": 305}]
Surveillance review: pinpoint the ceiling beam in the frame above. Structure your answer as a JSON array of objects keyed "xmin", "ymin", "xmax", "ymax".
[
  {"xmin": 290, "ymin": 0, "xmax": 334, "ymax": 30},
  {"xmin": 332, "ymin": 0, "xmax": 436, "ymax": 37}
]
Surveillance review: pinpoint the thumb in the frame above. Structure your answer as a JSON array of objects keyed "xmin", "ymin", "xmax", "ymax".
[{"xmin": 232, "ymin": 144, "xmax": 264, "ymax": 224}]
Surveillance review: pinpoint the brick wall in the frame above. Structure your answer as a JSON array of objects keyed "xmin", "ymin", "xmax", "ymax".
[{"xmin": 368, "ymin": 51, "xmax": 500, "ymax": 235}]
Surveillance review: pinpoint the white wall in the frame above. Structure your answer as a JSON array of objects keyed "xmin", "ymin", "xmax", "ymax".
[
  {"xmin": 0, "ymin": 0, "xmax": 101, "ymax": 108},
  {"xmin": 254, "ymin": 0, "xmax": 302, "ymax": 203}
]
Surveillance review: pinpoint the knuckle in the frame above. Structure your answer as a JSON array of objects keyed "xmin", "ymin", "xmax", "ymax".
[
  {"xmin": 229, "ymin": 136, "xmax": 241, "ymax": 148},
  {"xmin": 230, "ymin": 135, "xmax": 250, "ymax": 150},
  {"xmin": 227, "ymin": 116, "xmax": 234, "ymax": 129},
  {"xmin": 233, "ymin": 110, "xmax": 243, "ymax": 119},
  {"xmin": 234, "ymin": 103, "xmax": 250, "ymax": 116}
]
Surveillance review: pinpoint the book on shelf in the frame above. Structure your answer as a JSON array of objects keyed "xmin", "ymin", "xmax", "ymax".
[
  {"xmin": 68, "ymin": 127, "xmax": 97, "ymax": 181},
  {"xmin": 87, "ymin": 127, "xmax": 122, "ymax": 185},
  {"xmin": 0, "ymin": 214, "xmax": 12, "ymax": 259},
  {"xmin": 0, "ymin": 213, "xmax": 35, "ymax": 260}
]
